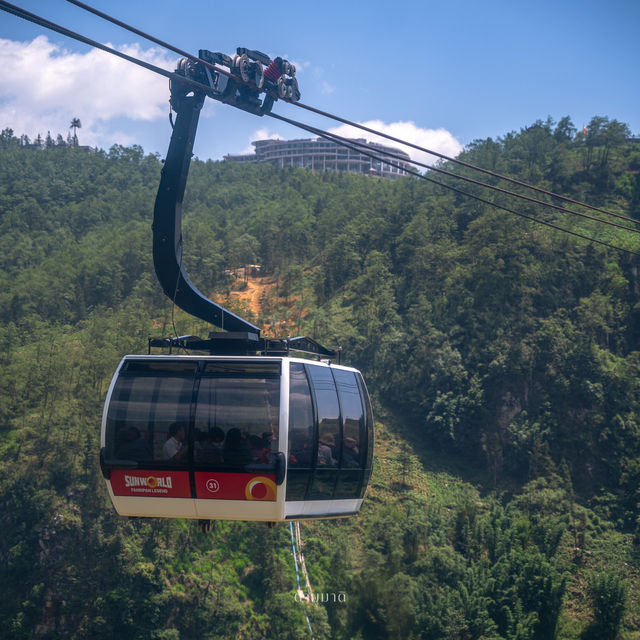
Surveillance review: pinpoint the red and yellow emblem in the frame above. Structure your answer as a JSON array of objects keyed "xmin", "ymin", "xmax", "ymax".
[{"xmin": 245, "ymin": 476, "xmax": 277, "ymax": 501}]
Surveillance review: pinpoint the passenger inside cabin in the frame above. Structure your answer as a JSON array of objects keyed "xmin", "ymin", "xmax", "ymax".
[
  {"xmin": 342, "ymin": 436, "xmax": 360, "ymax": 468},
  {"xmin": 115, "ymin": 426, "xmax": 153, "ymax": 461},
  {"xmin": 249, "ymin": 434, "xmax": 270, "ymax": 463},
  {"xmin": 196, "ymin": 427, "xmax": 225, "ymax": 465},
  {"xmin": 317, "ymin": 433, "xmax": 336, "ymax": 466},
  {"xmin": 162, "ymin": 422, "xmax": 188, "ymax": 461},
  {"xmin": 223, "ymin": 427, "xmax": 251, "ymax": 467},
  {"xmin": 289, "ymin": 429, "xmax": 312, "ymax": 466},
  {"xmin": 262, "ymin": 431, "xmax": 279, "ymax": 461}
]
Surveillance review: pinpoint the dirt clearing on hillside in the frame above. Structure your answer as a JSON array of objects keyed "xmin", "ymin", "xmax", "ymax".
[{"xmin": 213, "ymin": 273, "xmax": 307, "ymax": 337}]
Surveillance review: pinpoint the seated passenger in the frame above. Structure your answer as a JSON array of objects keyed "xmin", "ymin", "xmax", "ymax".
[
  {"xmin": 317, "ymin": 433, "xmax": 336, "ymax": 466},
  {"xmin": 196, "ymin": 427, "xmax": 225, "ymax": 465},
  {"xmin": 115, "ymin": 427, "xmax": 153, "ymax": 461},
  {"xmin": 289, "ymin": 429, "xmax": 312, "ymax": 466},
  {"xmin": 162, "ymin": 423, "xmax": 188, "ymax": 462},
  {"xmin": 223, "ymin": 428, "xmax": 251, "ymax": 467},
  {"xmin": 249, "ymin": 434, "xmax": 270, "ymax": 463},
  {"xmin": 342, "ymin": 437, "xmax": 360, "ymax": 467}
]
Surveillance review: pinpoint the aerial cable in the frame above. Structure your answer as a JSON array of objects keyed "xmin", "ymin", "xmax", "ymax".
[
  {"xmin": 27, "ymin": 0, "xmax": 638, "ymax": 227},
  {"xmin": 30, "ymin": 0, "xmax": 636, "ymax": 226},
  {"xmin": 268, "ymin": 113, "xmax": 640, "ymax": 236},
  {"xmin": 3, "ymin": 0, "xmax": 636, "ymax": 255},
  {"xmin": 292, "ymin": 100, "xmax": 633, "ymax": 226},
  {"xmin": 268, "ymin": 113, "xmax": 640, "ymax": 257}
]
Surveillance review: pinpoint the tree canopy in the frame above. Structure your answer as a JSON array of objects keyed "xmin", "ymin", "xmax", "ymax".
[{"xmin": 0, "ymin": 116, "xmax": 639, "ymax": 638}]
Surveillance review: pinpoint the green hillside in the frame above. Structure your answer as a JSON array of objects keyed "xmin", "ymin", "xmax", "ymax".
[{"xmin": 1, "ymin": 116, "xmax": 639, "ymax": 639}]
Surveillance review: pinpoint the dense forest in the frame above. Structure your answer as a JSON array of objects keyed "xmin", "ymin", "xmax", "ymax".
[{"xmin": 1, "ymin": 115, "xmax": 640, "ymax": 639}]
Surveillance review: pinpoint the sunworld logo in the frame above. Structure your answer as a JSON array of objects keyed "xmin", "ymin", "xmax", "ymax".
[{"xmin": 124, "ymin": 475, "xmax": 173, "ymax": 489}]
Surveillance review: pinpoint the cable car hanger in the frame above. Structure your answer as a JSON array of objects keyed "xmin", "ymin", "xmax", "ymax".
[
  {"xmin": 152, "ymin": 47, "xmax": 333, "ymax": 358},
  {"xmin": 100, "ymin": 49, "xmax": 374, "ymax": 524}
]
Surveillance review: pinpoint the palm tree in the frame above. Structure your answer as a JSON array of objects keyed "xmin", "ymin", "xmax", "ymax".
[{"xmin": 69, "ymin": 118, "xmax": 81, "ymax": 146}]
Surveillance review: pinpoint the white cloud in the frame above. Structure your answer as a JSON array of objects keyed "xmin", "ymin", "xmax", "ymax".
[
  {"xmin": 321, "ymin": 82, "xmax": 336, "ymax": 95},
  {"xmin": 327, "ymin": 120, "xmax": 463, "ymax": 168},
  {"xmin": 238, "ymin": 127, "xmax": 282, "ymax": 155},
  {"xmin": 0, "ymin": 36, "xmax": 174, "ymax": 147}
]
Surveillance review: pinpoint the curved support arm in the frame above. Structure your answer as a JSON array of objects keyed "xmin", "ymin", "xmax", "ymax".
[{"xmin": 152, "ymin": 87, "xmax": 260, "ymax": 334}]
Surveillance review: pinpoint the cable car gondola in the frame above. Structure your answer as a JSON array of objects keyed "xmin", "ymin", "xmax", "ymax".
[
  {"xmin": 99, "ymin": 47, "xmax": 374, "ymax": 522},
  {"xmin": 101, "ymin": 355, "xmax": 373, "ymax": 521}
]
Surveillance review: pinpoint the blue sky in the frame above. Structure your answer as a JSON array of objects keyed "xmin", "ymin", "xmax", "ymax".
[{"xmin": 0, "ymin": 0, "xmax": 638, "ymax": 162}]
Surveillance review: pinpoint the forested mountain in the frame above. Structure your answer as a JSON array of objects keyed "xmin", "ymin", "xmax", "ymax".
[{"xmin": 1, "ymin": 116, "xmax": 639, "ymax": 639}]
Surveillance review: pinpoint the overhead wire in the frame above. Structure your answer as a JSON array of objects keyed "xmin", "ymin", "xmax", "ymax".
[
  {"xmin": 292, "ymin": 100, "xmax": 635, "ymax": 225},
  {"xmin": 2, "ymin": 0, "xmax": 638, "ymax": 256},
  {"xmin": 267, "ymin": 113, "xmax": 640, "ymax": 235},
  {"xmin": 267, "ymin": 113, "xmax": 640, "ymax": 257},
  {"xmin": 59, "ymin": 0, "xmax": 637, "ymax": 227}
]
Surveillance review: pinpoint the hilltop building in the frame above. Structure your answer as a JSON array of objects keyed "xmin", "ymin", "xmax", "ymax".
[{"xmin": 224, "ymin": 137, "xmax": 413, "ymax": 178}]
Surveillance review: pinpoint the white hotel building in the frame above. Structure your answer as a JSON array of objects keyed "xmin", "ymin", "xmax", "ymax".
[{"xmin": 225, "ymin": 137, "xmax": 413, "ymax": 178}]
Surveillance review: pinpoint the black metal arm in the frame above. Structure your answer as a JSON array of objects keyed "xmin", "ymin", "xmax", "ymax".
[
  {"xmin": 150, "ymin": 50, "xmax": 337, "ymax": 359},
  {"xmin": 152, "ymin": 78, "xmax": 261, "ymax": 334}
]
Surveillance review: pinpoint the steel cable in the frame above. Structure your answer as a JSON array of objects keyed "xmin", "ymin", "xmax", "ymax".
[
  {"xmin": 267, "ymin": 113, "xmax": 640, "ymax": 257},
  {"xmin": 267, "ymin": 113, "xmax": 640, "ymax": 235},
  {"xmin": 61, "ymin": 0, "xmax": 637, "ymax": 226},
  {"xmin": 2, "ymin": 0, "xmax": 638, "ymax": 255}
]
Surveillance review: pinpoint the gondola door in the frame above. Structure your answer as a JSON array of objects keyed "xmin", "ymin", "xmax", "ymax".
[{"xmin": 192, "ymin": 360, "xmax": 282, "ymax": 520}]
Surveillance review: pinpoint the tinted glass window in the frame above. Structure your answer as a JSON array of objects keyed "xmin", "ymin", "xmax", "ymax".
[
  {"xmin": 288, "ymin": 363, "xmax": 314, "ymax": 468},
  {"xmin": 307, "ymin": 365, "xmax": 340, "ymax": 468},
  {"xmin": 306, "ymin": 364, "xmax": 341, "ymax": 500},
  {"xmin": 287, "ymin": 363, "xmax": 314, "ymax": 500},
  {"xmin": 105, "ymin": 362, "xmax": 196, "ymax": 467},
  {"xmin": 333, "ymin": 368, "xmax": 366, "ymax": 500},
  {"xmin": 335, "ymin": 469, "xmax": 364, "ymax": 498},
  {"xmin": 333, "ymin": 369, "xmax": 365, "ymax": 469},
  {"xmin": 195, "ymin": 364, "xmax": 280, "ymax": 470},
  {"xmin": 357, "ymin": 373, "xmax": 374, "ymax": 498},
  {"xmin": 308, "ymin": 468, "xmax": 338, "ymax": 500}
]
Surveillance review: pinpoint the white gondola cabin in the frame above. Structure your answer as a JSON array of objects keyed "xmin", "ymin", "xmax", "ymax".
[{"xmin": 100, "ymin": 355, "xmax": 374, "ymax": 521}]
